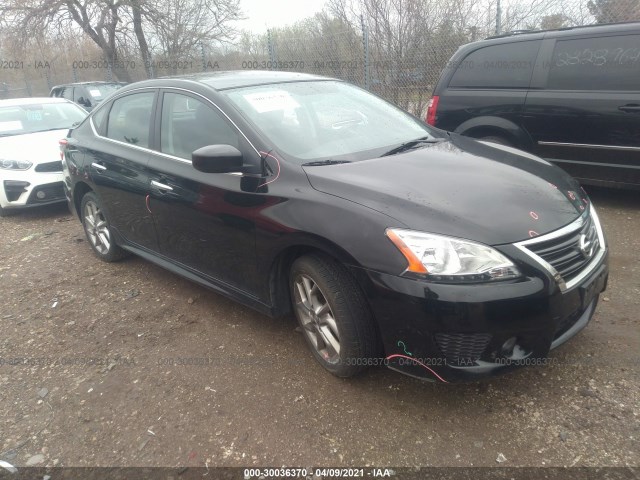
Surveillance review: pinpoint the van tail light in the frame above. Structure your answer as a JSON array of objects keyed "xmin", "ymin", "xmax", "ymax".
[
  {"xmin": 59, "ymin": 138, "xmax": 68, "ymax": 161},
  {"xmin": 425, "ymin": 95, "xmax": 439, "ymax": 126}
]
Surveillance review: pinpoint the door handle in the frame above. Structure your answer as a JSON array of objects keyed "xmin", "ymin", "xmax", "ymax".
[
  {"xmin": 91, "ymin": 162, "xmax": 107, "ymax": 171},
  {"xmin": 618, "ymin": 104, "xmax": 640, "ymax": 112},
  {"xmin": 150, "ymin": 180, "xmax": 173, "ymax": 192}
]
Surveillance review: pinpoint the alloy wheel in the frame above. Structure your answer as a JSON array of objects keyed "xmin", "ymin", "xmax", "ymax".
[{"xmin": 294, "ymin": 274, "xmax": 341, "ymax": 364}]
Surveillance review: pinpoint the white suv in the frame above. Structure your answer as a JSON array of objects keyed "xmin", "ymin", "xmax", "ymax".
[{"xmin": 0, "ymin": 97, "xmax": 87, "ymax": 216}]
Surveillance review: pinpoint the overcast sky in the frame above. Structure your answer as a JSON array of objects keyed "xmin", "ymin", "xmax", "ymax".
[{"xmin": 236, "ymin": 0, "xmax": 330, "ymax": 33}]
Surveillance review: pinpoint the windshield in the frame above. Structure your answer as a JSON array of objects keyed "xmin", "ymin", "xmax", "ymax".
[
  {"xmin": 224, "ymin": 81, "xmax": 437, "ymax": 163},
  {"xmin": 0, "ymin": 102, "xmax": 87, "ymax": 137},
  {"xmin": 87, "ymin": 83, "xmax": 123, "ymax": 103}
]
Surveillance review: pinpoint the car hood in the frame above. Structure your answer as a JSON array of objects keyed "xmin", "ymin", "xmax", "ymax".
[
  {"xmin": 303, "ymin": 134, "xmax": 588, "ymax": 245},
  {"xmin": 0, "ymin": 129, "xmax": 68, "ymax": 164}
]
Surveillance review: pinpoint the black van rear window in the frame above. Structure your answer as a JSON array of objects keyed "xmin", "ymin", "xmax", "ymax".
[
  {"xmin": 547, "ymin": 34, "xmax": 640, "ymax": 91},
  {"xmin": 449, "ymin": 41, "xmax": 540, "ymax": 88}
]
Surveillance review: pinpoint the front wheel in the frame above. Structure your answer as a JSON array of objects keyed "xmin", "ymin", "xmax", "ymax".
[
  {"xmin": 290, "ymin": 254, "xmax": 380, "ymax": 377},
  {"xmin": 80, "ymin": 191, "xmax": 127, "ymax": 262}
]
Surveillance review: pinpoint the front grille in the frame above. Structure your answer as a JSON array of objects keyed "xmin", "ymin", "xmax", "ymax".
[
  {"xmin": 434, "ymin": 333, "xmax": 491, "ymax": 365},
  {"xmin": 35, "ymin": 161, "xmax": 63, "ymax": 173},
  {"xmin": 523, "ymin": 213, "xmax": 600, "ymax": 283}
]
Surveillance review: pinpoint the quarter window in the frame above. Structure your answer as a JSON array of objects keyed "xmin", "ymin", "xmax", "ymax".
[
  {"xmin": 106, "ymin": 92, "xmax": 155, "ymax": 148},
  {"xmin": 160, "ymin": 92, "xmax": 239, "ymax": 160},
  {"xmin": 449, "ymin": 41, "xmax": 540, "ymax": 88},
  {"xmin": 547, "ymin": 35, "xmax": 640, "ymax": 91}
]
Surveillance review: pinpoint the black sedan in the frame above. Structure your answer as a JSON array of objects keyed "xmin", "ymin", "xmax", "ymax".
[{"xmin": 61, "ymin": 71, "xmax": 609, "ymax": 383}]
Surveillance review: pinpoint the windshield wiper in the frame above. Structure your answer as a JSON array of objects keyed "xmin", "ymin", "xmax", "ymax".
[
  {"xmin": 302, "ymin": 160, "xmax": 352, "ymax": 166},
  {"xmin": 381, "ymin": 136, "xmax": 446, "ymax": 157}
]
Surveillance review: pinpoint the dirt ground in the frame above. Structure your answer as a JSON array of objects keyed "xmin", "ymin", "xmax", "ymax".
[{"xmin": 0, "ymin": 186, "xmax": 638, "ymax": 470}]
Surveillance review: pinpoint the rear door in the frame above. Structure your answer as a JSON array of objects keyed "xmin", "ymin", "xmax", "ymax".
[
  {"xmin": 523, "ymin": 32, "xmax": 640, "ymax": 187},
  {"xmin": 86, "ymin": 90, "xmax": 159, "ymax": 251}
]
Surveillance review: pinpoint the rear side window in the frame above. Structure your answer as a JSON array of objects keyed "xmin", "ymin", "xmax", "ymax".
[
  {"xmin": 449, "ymin": 41, "xmax": 540, "ymax": 88},
  {"xmin": 73, "ymin": 87, "xmax": 90, "ymax": 108},
  {"xmin": 106, "ymin": 92, "xmax": 155, "ymax": 148},
  {"xmin": 547, "ymin": 35, "xmax": 640, "ymax": 91}
]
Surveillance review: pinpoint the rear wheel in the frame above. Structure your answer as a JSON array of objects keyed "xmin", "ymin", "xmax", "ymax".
[
  {"xmin": 80, "ymin": 192, "xmax": 127, "ymax": 262},
  {"xmin": 290, "ymin": 254, "xmax": 379, "ymax": 377}
]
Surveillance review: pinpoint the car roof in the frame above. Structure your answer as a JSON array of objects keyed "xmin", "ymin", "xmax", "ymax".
[
  {"xmin": 0, "ymin": 97, "xmax": 71, "ymax": 107},
  {"xmin": 477, "ymin": 21, "xmax": 640, "ymax": 45},
  {"xmin": 51, "ymin": 81, "xmax": 125, "ymax": 88},
  {"xmin": 118, "ymin": 70, "xmax": 334, "ymax": 92}
]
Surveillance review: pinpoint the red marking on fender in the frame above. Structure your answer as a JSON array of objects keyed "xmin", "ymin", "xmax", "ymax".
[
  {"xmin": 549, "ymin": 183, "xmax": 557, "ymax": 189},
  {"xmin": 530, "ymin": 211, "xmax": 539, "ymax": 220},
  {"xmin": 529, "ymin": 230, "xmax": 539, "ymax": 237},
  {"xmin": 568, "ymin": 191, "xmax": 576, "ymax": 200},
  {"xmin": 583, "ymin": 198, "xmax": 588, "ymax": 204},
  {"xmin": 579, "ymin": 205, "xmax": 585, "ymax": 211},
  {"xmin": 257, "ymin": 151, "xmax": 281, "ymax": 189},
  {"xmin": 145, "ymin": 194, "xmax": 152, "ymax": 214},
  {"xmin": 385, "ymin": 354, "xmax": 448, "ymax": 383}
]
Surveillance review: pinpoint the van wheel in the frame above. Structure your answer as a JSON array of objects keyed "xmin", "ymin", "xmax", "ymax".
[
  {"xmin": 80, "ymin": 192, "xmax": 127, "ymax": 262},
  {"xmin": 290, "ymin": 254, "xmax": 379, "ymax": 377},
  {"xmin": 479, "ymin": 135, "xmax": 512, "ymax": 146}
]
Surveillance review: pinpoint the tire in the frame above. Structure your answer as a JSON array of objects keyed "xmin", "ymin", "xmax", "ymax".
[
  {"xmin": 0, "ymin": 204, "xmax": 8, "ymax": 217},
  {"xmin": 478, "ymin": 135, "xmax": 512, "ymax": 146},
  {"xmin": 290, "ymin": 254, "xmax": 380, "ymax": 377},
  {"xmin": 80, "ymin": 191, "xmax": 127, "ymax": 262}
]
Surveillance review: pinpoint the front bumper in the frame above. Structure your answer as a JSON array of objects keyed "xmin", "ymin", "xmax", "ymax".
[
  {"xmin": 353, "ymin": 249, "xmax": 608, "ymax": 383},
  {"xmin": 0, "ymin": 169, "xmax": 66, "ymax": 210}
]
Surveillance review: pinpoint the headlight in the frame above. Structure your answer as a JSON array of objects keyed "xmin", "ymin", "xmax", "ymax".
[
  {"xmin": 386, "ymin": 228, "xmax": 521, "ymax": 282},
  {"xmin": 0, "ymin": 159, "xmax": 33, "ymax": 170}
]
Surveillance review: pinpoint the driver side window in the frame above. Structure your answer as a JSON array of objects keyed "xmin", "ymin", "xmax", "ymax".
[{"xmin": 160, "ymin": 92, "xmax": 239, "ymax": 161}]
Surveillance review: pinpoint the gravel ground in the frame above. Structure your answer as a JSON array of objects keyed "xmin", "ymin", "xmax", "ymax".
[{"xmin": 0, "ymin": 187, "xmax": 638, "ymax": 469}]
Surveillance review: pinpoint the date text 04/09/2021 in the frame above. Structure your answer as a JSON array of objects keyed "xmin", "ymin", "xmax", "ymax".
[{"xmin": 243, "ymin": 467, "xmax": 394, "ymax": 478}]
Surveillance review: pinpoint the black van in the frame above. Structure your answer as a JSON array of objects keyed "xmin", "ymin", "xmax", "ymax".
[
  {"xmin": 50, "ymin": 81, "xmax": 125, "ymax": 112},
  {"xmin": 427, "ymin": 22, "xmax": 640, "ymax": 189}
]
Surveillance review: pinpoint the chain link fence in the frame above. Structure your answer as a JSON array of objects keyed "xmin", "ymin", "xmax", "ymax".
[{"xmin": 1, "ymin": 0, "xmax": 639, "ymax": 117}]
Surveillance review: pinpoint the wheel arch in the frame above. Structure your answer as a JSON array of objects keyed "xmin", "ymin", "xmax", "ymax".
[
  {"xmin": 72, "ymin": 181, "xmax": 93, "ymax": 219},
  {"xmin": 266, "ymin": 237, "xmax": 364, "ymax": 318},
  {"xmin": 454, "ymin": 116, "xmax": 532, "ymax": 149}
]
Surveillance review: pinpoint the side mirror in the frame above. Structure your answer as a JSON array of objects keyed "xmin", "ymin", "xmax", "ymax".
[{"xmin": 192, "ymin": 145, "xmax": 243, "ymax": 173}]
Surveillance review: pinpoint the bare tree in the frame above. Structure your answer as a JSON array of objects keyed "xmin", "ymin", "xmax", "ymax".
[
  {"xmin": 0, "ymin": 0, "xmax": 139, "ymax": 81},
  {"xmin": 588, "ymin": 0, "xmax": 640, "ymax": 22},
  {"xmin": 145, "ymin": 0, "xmax": 243, "ymax": 74}
]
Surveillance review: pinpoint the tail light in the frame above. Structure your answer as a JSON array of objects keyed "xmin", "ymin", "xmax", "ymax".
[
  {"xmin": 59, "ymin": 138, "xmax": 68, "ymax": 161},
  {"xmin": 425, "ymin": 95, "xmax": 439, "ymax": 126}
]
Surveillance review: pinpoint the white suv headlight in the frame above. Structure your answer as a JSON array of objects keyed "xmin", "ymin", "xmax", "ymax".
[
  {"xmin": 386, "ymin": 228, "xmax": 521, "ymax": 282},
  {"xmin": 0, "ymin": 159, "xmax": 33, "ymax": 170}
]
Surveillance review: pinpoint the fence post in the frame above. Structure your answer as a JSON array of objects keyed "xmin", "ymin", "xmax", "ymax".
[
  {"xmin": 72, "ymin": 65, "xmax": 78, "ymax": 82},
  {"xmin": 44, "ymin": 70, "xmax": 52, "ymax": 92},
  {"xmin": 361, "ymin": 16, "xmax": 370, "ymax": 90},
  {"xmin": 495, "ymin": 0, "xmax": 502, "ymax": 35},
  {"xmin": 267, "ymin": 29, "xmax": 276, "ymax": 68},
  {"xmin": 201, "ymin": 42, "xmax": 207, "ymax": 72}
]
